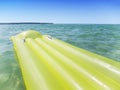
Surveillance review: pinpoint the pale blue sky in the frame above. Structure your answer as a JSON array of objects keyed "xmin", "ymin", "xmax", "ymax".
[{"xmin": 0, "ymin": 0, "xmax": 120, "ymax": 24}]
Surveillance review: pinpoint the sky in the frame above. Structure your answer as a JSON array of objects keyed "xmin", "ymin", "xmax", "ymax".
[{"xmin": 0, "ymin": 0, "xmax": 120, "ymax": 24}]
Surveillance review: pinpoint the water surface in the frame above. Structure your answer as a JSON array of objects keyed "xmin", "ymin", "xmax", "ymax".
[{"xmin": 0, "ymin": 24, "xmax": 120, "ymax": 90}]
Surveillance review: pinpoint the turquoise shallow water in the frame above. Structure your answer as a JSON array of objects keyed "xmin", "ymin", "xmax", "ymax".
[{"xmin": 0, "ymin": 24, "xmax": 120, "ymax": 90}]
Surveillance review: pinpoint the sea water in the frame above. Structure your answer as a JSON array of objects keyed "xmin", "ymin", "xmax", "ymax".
[{"xmin": 0, "ymin": 24, "xmax": 120, "ymax": 90}]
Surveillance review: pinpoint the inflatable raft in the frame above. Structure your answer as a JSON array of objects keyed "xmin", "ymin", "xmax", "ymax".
[{"xmin": 11, "ymin": 30, "xmax": 120, "ymax": 90}]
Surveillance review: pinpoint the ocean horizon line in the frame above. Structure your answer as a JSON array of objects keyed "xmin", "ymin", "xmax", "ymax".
[
  {"xmin": 0, "ymin": 22, "xmax": 53, "ymax": 24},
  {"xmin": 0, "ymin": 22, "xmax": 120, "ymax": 25}
]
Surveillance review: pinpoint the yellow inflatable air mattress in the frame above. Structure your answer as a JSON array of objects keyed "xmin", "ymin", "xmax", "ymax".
[{"xmin": 11, "ymin": 30, "xmax": 120, "ymax": 90}]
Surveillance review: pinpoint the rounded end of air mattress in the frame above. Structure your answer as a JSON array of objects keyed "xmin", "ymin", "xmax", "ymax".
[{"xmin": 11, "ymin": 30, "xmax": 42, "ymax": 40}]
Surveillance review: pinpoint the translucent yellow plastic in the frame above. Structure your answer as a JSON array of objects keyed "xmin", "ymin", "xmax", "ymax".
[{"xmin": 11, "ymin": 30, "xmax": 120, "ymax": 90}]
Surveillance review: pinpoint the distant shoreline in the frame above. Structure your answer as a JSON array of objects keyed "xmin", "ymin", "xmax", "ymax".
[{"xmin": 0, "ymin": 22, "xmax": 53, "ymax": 24}]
